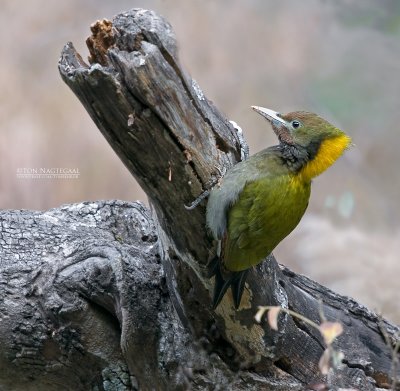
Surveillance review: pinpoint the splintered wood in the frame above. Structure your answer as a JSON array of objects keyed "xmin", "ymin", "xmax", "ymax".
[{"xmin": 86, "ymin": 19, "xmax": 115, "ymax": 65}]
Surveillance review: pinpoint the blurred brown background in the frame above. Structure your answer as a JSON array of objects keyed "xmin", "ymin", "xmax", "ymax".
[{"xmin": 1, "ymin": 0, "xmax": 399, "ymax": 322}]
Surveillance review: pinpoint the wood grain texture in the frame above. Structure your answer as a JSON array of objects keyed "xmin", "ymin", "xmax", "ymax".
[{"xmin": 1, "ymin": 7, "xmax": 397, "ymax": 391}]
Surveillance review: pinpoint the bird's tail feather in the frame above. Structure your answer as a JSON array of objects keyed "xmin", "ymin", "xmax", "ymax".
[{"xmin": 208, "ymin": 256, "xmax": 249, "ymax": 309}]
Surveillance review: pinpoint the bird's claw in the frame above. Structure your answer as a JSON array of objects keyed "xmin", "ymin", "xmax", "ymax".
[
  {"xmin": 184, "ymin": 188, "xmax": 211, "ymax": 210},
  {"xmin": 185, "ymin": 120, "xmax": 247, "ymax": 210}
]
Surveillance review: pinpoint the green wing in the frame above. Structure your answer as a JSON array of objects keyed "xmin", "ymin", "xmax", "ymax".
[{"xmin": 224, "ymin": 175, "xmax": 310, "ymax": 271}]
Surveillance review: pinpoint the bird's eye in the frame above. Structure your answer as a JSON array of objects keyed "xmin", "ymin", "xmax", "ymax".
[{"xmin": 291, "ymin": 120, "xmax": 301, "ymax": 129}]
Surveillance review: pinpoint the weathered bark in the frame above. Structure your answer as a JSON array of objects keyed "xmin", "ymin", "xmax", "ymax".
[
  {"xmin": 1, "ymin": 7, "xmax": 398, "ymax": 391},
  {"xmin": 2, "ymin": 201, "xmax": 282, "ymax": 390}
]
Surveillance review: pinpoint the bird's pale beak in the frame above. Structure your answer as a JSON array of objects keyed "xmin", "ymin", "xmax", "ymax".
[
  {"xmin": 251, "ymin": 105, "xmax": 293, "ymax": 144},
  {"xmin": 251, "ymin": 106, "xmax": 286, "ymax": 126}
]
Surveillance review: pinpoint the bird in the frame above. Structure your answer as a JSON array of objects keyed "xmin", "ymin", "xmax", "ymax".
[{"xmin": 206, "ymin": 106, "xmax": 351, "ymax": 309}]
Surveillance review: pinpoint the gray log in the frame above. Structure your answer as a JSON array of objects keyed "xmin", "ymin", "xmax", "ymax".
[{"xmin": 1, "ymin": 8, "xmax": 398, "ymax": 391}]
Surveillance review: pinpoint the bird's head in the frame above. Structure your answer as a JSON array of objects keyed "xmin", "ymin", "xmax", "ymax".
[
  {"xmin": 252, "ymin": 106, "xmax": 350, "ymax": 149},
  {"xmin": 251, "ymin": 106, "xmax": 352, "ymax": 179}
]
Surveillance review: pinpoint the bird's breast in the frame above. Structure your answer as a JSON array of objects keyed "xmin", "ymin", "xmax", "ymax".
[{"xmin": 224, "ymin": 175, "xmax": 311, "ymax": 271}]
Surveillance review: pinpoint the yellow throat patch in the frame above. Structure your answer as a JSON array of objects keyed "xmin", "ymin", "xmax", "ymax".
[{"xmin": 297, "ymin": 134, "xmax": 352, "ymax": 182}]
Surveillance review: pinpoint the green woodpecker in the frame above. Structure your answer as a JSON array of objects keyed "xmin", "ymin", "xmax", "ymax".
[{"xmin": 206, "ymin": 106, "xmax": 351, "ymax": 309}]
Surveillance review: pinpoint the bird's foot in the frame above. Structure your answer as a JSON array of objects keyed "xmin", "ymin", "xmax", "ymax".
[
  {"xmin": 184, "ymin": 164, "xmax": 227, "ymax": 210},
  {"xmin": 184, "ymin": 188, "xmax": 211, "ymax": 210},
  {"xmin": 185, "ymin": 120, "xmax": 248, "ymax": 210}
]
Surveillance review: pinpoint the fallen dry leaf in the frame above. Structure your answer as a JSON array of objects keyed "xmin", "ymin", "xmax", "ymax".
[
  {"xmin": 319, "ymin": 321, "xmax": 343, "ymax": 345},
  {"xmin": 267, "ymin": 306, "xmax": 281, "ymax": 331}
]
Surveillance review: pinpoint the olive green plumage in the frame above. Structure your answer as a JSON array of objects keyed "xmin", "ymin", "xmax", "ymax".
[{"xmin": 206, "ymin": 106, "xmax": 351, "ymax": 309}]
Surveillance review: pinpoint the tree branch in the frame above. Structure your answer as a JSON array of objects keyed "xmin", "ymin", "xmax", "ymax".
[{"xmin": 1, "ymin": 8, "xmax": 398, "ymax": 391}]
